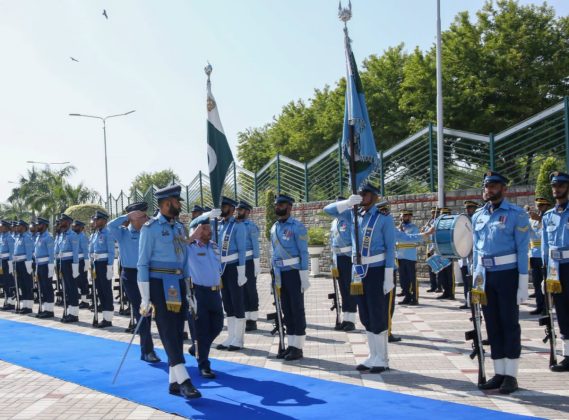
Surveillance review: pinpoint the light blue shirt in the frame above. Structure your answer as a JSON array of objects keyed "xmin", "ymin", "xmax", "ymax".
[
  {"xmin": 89, "ymin": 226, "xmax": 115, "ymax": 265},
  {"xmin": 77, "ymin": 232, "xmax": 89, "ymax": 260},
  {"xmin": 395, "ymin": 222, "xmax": 419, "ymax": 261},
  {"xmin": 55, "ymin": 228, "xmax": 80, "ymax": 263},
  {"xmin": 472, "ymin": 199, "xmax": 530, "ymax": 274},
  {"xmin": 218, "ymin": 216, "xmax": 247, "ymax": 266},
  {"xmin": 14, "ymin": 231, "xmax": 34, "ymax": 261},
  {"xmin": 0, "ymin": 232, "xmax": 15, "ymax": 261},
  {"xmin": 323, "ymin": 204, "xmax": 352, "ymax": 257},
  {"xmin": 270, "ymin": 217, "xmax": 309, "ymax": 272},
  {"xmin": 242, "ymin": 219, "xmax": 260, "ymax": 260},
  {"xmin": 108, "ymin": 215, "xmax": 141, "ymax": 269},
  {"xmin": 528, "ymin": 219, "xmax": 543, "ymax": 259},
  {"xmin": 34, "ymin": 231, "xmax": 54, "ymax": 265},
  {"xmin": 137, "ymin": 214, "xmax": 189, "ymax": 283},
  {"xmin": 542, "ymin": 203, "xmax": 569, "ymax": 265},
  {"xmin": 187, "ymin": 240, "xmax": 221, "ymax": 287}
]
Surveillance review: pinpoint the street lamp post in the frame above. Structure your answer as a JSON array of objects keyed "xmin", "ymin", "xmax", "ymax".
[{"xmin": 69, "ymin": 110, "xmax": 136, "ymax": 209}]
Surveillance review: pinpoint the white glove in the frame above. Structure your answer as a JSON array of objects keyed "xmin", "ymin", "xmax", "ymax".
[
  {"xmin": 336, "ymin": 194, "xmax": 363, "ymax": 213},
  {"xmin": 384, "ymin": 267, "xmax": 394, "ymax": 295},
  {"xmin": 254, "ymin": 258, "xmax": 261, "ymax": 277},
  {"xmin": 189, "ymin": 293, "xmax": 197, "ymax": 314},
  {"xmin": 517, "ymin": 273, "xmax": 529, "ymax": 305},
  {"xmin": 207, "ymin": 208, "xmax": 222, "ymax": 219},
  {"xmin": 84, "ymin": 259, "xmax": 90, "ymax": 273},
  {"xmin": 8, "ymin": 262, "xmax": 13, "ymax": 275},
  {"xmin": 299, "ymin": 270, "xmax": 311, "ymax": 292},
  {"xmin": 138, "ymin": 281, "xmax": 152, "ymax": 317},
  {"xmin": 72, "ymin": 263, "xmax": 79, "ymax": 279},
  {"xmin": 237, "ymin": 265, "xmax": 247, "ymax": 287},
  {"xmin": 25, "ymin": 260, "xmax": 32, "ymax": 275},
  {"xmin": 48, "ymin": 263, "xmax": 54, "ymax": 278},
  {"xmin": 106, "ymin": 265, "xmax": 113, "ymax": 281}
]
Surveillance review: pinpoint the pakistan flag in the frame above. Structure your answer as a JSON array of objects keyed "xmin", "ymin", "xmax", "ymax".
[{"xmin": 205, "ymin": 66, "xmax": 233, "ymax": 207}]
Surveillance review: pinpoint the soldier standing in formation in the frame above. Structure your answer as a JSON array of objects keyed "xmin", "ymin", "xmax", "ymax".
[
  {"xmin": 90, "ymin": 211, "xmax": 115, "ymax": 328},
  {"xmin": 396, "ymin": 210, "xmax": 420, "ymax": 305},
  {"xmin": 13, "ymin": 220, "xmax": 34, "ymax": 314},
  {"xmin": 34, "ymin": 217, "xmax": 55, "ymax": 319}
]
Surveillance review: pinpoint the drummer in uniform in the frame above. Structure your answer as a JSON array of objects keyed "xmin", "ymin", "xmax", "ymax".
[
  {"xmin": 528, "ymin": 197, "xmax": 551, "ymax": 315},
  {"xmin": 396, "ymin": 210, "xmax": 420, "ymax": 305},
  {"xmin": 459, "ymin": 201, "xmax": 480, "ymax": 309},
  {"xmin": 473, "ymin": 171, "xmax": 530, "ymax": 394}
]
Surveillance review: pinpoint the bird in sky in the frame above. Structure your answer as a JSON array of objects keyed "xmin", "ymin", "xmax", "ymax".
[
  {"xmin": 70, "ymin": 57, "xmax": 79, "ymax": 62},
  {"xmin": 102, "ymin": 9, "xmax": 108, "ymax": 19}
]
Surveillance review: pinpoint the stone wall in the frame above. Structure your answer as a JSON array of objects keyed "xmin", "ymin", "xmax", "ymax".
[{"xmin": 249, "ymin": 185, "xmax": 537, "ymax": 279}]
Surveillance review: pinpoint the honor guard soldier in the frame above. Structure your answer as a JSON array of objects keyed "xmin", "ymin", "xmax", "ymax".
[
  {"xmin": 108, "ymin": 202, "xmax": 160, "ymax": 363},
  {"xmin": 542, "ymin": 171, "xmax": 569, "ymax": 372},
  {"xmin": 271, "ymin": 194, "xmax": 310, "ymax": 361},
  {"xmin": 327, "ymin": 184, "xmax": 395, "ymax": 372},
  {"xmin": 138, "ymin": 185, "xmax": 200, "ymax": 399},
  {"xmin": 72, "ymin": 220, "xmax": 91, "ymax": 309},
  {"xmin": 186, "ymin": 216, "xmax": 224, "ymax": 378},
  {"xmin": 528, "ymin": 198, "xmax": 551, "ymax": 315},
  {"xmin": 473, "ymin": 171, "xmax": 530, "ymax": 394},
  {"xmin": 236, "ymin": 200, "xmax": 261, "ymax": 332},
  {"xmin": 216, "ymin": 196, "xmax": 248, "ymax": 351},
  {"xmin": 34, "ymin": 217, "xmax": 55, "ymax": 318},
  {"xmin": 56, "ymin": 214, "xmax": 80, "ymax": 322},
  {"xmin": 90, "ymin": 211, "xmax": 115, "ymax": 327},
  {"xmin": 396, "ymin": 210, "xmax": 420, "ymax": 305},
  {"xmin": 459, "ymin": 201, "xmax": 479, "ymax": 309},
  {"xmin": 13, "ymin": 220, "xmax": 34, "ymax": 314},
  {"xmin": 324, "ymin": 197, "xmax": 358, "ymax": 331},
  {"xmin": 0, "ymin": 220, "xmax": 15, "ymax": 310}
]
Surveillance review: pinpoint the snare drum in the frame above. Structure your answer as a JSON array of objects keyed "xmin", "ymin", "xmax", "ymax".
[
  {"xmin": 434, "ymin": 214, "xmax": 473, "ymax": 258},
  {"xmin": 426, "ymin": 254, "xmax": 452, "ymax": 274}
]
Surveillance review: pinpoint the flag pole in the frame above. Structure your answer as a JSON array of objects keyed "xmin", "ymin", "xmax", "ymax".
[
  {"xmin": 205, "ymin": 62, "xmax": 219, "ymax": 242},
  {"xmin": 436, "ymin": 0, "xmax": 445, "ymax": 208}
]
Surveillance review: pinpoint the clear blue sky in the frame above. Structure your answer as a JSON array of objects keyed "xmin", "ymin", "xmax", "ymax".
[{"xmin": 1, "ymin": 0, "xmax": 567, "ymax": 201}]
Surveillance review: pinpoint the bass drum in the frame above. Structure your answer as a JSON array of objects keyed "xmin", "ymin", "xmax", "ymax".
[{"xmin": 434, "ymin": 214, "xmax": 473, "ymax": 258}]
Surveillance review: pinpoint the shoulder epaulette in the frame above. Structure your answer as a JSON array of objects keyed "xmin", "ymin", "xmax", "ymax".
[{"xmin": 144, "ymin": 217, "xmax": 157, "ymax": 227}]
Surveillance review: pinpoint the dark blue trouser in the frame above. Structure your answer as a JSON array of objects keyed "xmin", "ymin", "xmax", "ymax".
[
  {"xmin": 337, "ymin": 255, "xmax": 357, "ymax": 313},
  {"xmin": 554, "ymin": 263, "xmax": 569, "ymax": 339},
  {"xmin": 439, "ymin": 264, "xmax": 454, "ymax": 297},
  {"xmin": 482, "ymin": 268, "xmax": 521, "ymax": 360},
  {"xmin": 530, "ymin": 257, "xmax": 545, "ymax": 311},
  {"xmin": 461, "ymin": 266, "xmax": 472, "ymax": 302},
  {"xmin": 429, "ymin": 265, "xmax": 437, "ymax": 290},
  {"xmin": 15, "ymin": 261, "xmax": 33, "ymax": 300},
  {"xmin": 280, "ymin": 269, "xmax": 307, "ymax": 336},
  {"xmin": 78, "ymin": 259, "xmax": 89, "ymax": 296},
  {"xmin": 194, "ymin": 285, "xmax": 224, "ymax": 369},
  {"xmin": 243, "ymin": 259, "xmax": 259, "ymax": 312},
  {"xmin": 357, "ymin": 265, "xmax": 390, "ymax": 334},
  {"xmin": 122, "ymin": 268, "xmax": 153, "ymax": 354},
  {"xmin": 60, "ymin": 260, "xmax": 79, "ymax": 307},
  {"xmin": 221, "ymin": 262, "xmax": 245, "ymax": 318},
  {"xmin": 150, "ymin": 278, "xmax": 187, "ymax": 367},
  {"xmin": 398, "ymin": 259, "xmax": 417, "ymax": 301},
  {"xmin": 37, "ymin": 263, "xmax": 54, "ymax": 304},
  {"xmin": 1, "ymin": 259, "xmax": 14, "ymax": 302},
  {"xmin": 94, "ymin": 261, "xmax": 114, "ymax": 312}
]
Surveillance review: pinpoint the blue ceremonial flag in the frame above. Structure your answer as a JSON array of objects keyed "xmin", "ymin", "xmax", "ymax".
[{"xmin": 342, "ymin": 32, "xmax": 379, "ymax": 190}]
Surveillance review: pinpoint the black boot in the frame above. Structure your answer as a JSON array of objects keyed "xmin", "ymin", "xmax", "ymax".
[
  {"xmin": 478, "ymin": 374, "xmax": 505, "ymax": 390},
  {"xmin": 179, "ymin": 379, "xmax": 201, "ymax": 399},
  {"xmin": 61, "ymin": 315, "xmax": 79, "ymax": 323},
  {"xmin": 388, "ymin": 334, "xmax": 402, "ymax": 343},
  {"xmin": 399, "ymin": 298, "xmax": 411, "ymax": 305},
  {"xmin": 277, "ymin": 346, "xmax": 291, "ymax": 359},
  {"xmin": 37, "ymin": 311, "xmax": 54, "ymax": 319},
  {"xmin": 200, "ymin": 367, "xmax": 216, "ymax": 379},
  {"xmin": 169, "ymin": 382, "xmax": 180, "ymax": 395},
  {"xmin": 335, "ymin": 321, "xmax": 346, "ymax": 331},
  {"xmin": 78, "ymin": 302, "xmax": 90, "ymax": 309},
  {"xmin": 499, "ymin": 376, "xmax": 519, "ymax": 394},
  {"xmin": 551, "ymin": 356, "xmax": 569, "ymax": 372},
  {"xmin": 18, "ymin": 308, "xmax": 32, "ymax": 314},
  {"xmin": 370, "ymin": 366, "xmax": 388, "ymax": 374},
  {"xmin": 245, "ymin": 320, "xmax": 257, "ymax": 332},
  {"xmin": 141, "ymin": 351, "xmax": 161, "ymax": 363},
  {"xmin": 96, "ymin": 320, "xmax": 112, "ymax": 328},
  {"xmin": 284, "ymin": 347, "xmax": 303, "ymax": 361},
  {"xmin": 342, "ymin": 321, "xmax": 355, "ymax": 332}
]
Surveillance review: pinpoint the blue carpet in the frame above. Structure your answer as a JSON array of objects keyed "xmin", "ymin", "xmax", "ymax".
[{"xmin": 0, "ymin": 319, "xmax": 537, "ymax": 420}]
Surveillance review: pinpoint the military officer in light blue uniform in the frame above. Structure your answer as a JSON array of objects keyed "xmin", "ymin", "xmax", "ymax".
[
  {"xmin": 186, "ymin": 215, "xmax": 224, "ymax": 379},
  {"xmin": 215, "ymin": 196, "xmax": 248, "ymax": 351},
  {"xmin": 473, "ymin": 171, "xmax": 530, "ymax": 394},
  {"xmin": 72, "ymin": 220, "xmax": 91, "ymax": 309},
  {"xmin": 324, "ymin": 196, "xmax": 357, "ymax": 331},
  {"xmin": 56, "ymin": 214, "xmax": 80, "ymax": 323},
  {"xmin": 271, "ymin": 193, "xmax": 310, "ymax": 361},
  {"xmin": 542, "ymin": 171, "xmax": 569, "ymax": 372},
  {"xmin": 236, "ymin": 200, "xmax": 261, "ymax": 332},
  {"xmin": 138, "ymin": 185, "xmax": 201, "ymax": 399},
  {"xmin": 13, "ymin": 220, "xmax": 34, "ymax": 314},
  {"xmin": 90, "ymin": 211, "xmax": 115, "ymax": 327},
  {"xmin": 108, "ymin": 201, "xmax": 160, "ymax": 363},
  {"xmin": 326, "ymin": 184, "xmax": 396, "ymax": 373},
  {"xmin": 0, "ymin": 220, "xmax": 15, "ymax": 310},
  {"xmin": 396, "ymin": 210, "xmax": 420, "ymax": 305},
  {"xmin": 34, "ymin": 217, "xmax": 55, "ymax": 319},
  {"xmin": 528, "ymin": 198, "xmax": 550, "ymax": 315}
]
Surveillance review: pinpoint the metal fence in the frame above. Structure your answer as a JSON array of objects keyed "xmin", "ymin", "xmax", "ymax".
[{"xmin": 101, "ymin": 98, "xmax": 569, "ymax": 216}]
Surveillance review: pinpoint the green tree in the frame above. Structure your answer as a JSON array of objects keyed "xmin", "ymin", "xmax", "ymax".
[
  {"xmin": 129, "ymin": 169, "xmax": 181, "ymax": 196},
  {"xmin": 535, "ymin": 157, "xmax": 561, "ymax": 204},
  {"xmin": 264, "ymin": 190, "xmax": 277, "ymax": 240}
]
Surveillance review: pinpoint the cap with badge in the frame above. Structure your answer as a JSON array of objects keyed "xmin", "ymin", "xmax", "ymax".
[
  {"xmin": 358, "ymin": 183, "xmax": 381, "ymax": 195},
  {"xmin": 1, "ymin": 220, "xmax": 11, "ymax": 227},
  {"xmin": 483, "ymin": 170, "xmax": 509, "ymax": 186},
  {"xmin": 236, "ymin": 200, "xmax": 252, "ymax": 211},
  {"xmin": 93, "ymin": 210, "xmax": 109, "ymax": 220},
  {"xmin": 400, "ymin": 209, "xmax": 413, "ymax": 216},
  {"xmin": 154, "ymin": 184, "xmax": 184, "ymax": 201},
  {"xmin": 549, "ymin": 171, "xmax": 569, "ymax": 185},
  {"xmin": 221, "ymin": 196, "xmax": 238, "ymax": 207},
  {"xmin": 274, "ymin": 194, "xmax": 295, "ymax": 205},
  {"xmin": 16, "ymin": 220, "xmax": 29, "ymax": 227},
  {"xmin": 191, "ymin": 205, "xmax": 204, "ymax": 213},
  {"xmin": 535, "ymin": 197, "xmax": 552, "ymax": 206},
  {"xmin": 464, "ymin": 200, "xmax": 479, "ymax": 208},
  {"xmin": 60, "ymin": 213, "xmax": 74, "ymax": 222},
  {"xmin": 36, "ymin": 217, "xmax": 50, "ymax": 225},
  {"xmin": 439, "ymin": 207, "xmax": 451, "ymax": 215},
  {"xmin": 72, "ymin": 220, "xmax": 85, "ymax": 227},
  {"xmin": 125, "ymin": 201, "xmax": 148, "ymax": 213}
]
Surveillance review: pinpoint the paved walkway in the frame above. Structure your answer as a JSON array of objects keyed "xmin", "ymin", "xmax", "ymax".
[{"xmin": 0, "ymin": 275, "xmax": 568, "ymax": 419}]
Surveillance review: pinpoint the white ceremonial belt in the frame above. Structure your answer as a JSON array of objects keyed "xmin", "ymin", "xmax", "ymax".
[
  {"xmin": 13, "ymin": 255, "xmax": 27, "ymax": 262},
  {"xmin": 274, "ymin": 257, "xmax": 300, "ymax": 268},
  {"xmin": 36, "ymin": 257, "xmax": 49, "ymax": 263},
  {"xmin": 550, "ymin": 248, "xmax": 569, "ymax": 260},
  {"xmin": 0, "ymin": 253, "xmax": 10, "ymax": 259},
  {"xmin": 333, "ymin": 246, "xmax": 351, "ymax": 254},
  {"xmin": 59, "ymin": 252, "xmax": 73, "ymax": 258},
  {"xmin": 93, "ymin": 253, "xmax": 109, "ymax": 261},
  {"xmin": 360, "ymin": 253, "xmax": 385, "ymax": 265},
  {"xmin": 221, "ymin": 253, "xmax": 238, "ymax": 263},
  {"xmin": 245, "ymin": 250, "xmax": 253, "ymax": 257},
  {"xmin": 479, "ymin": 254, "xmax": 517, "ymax": 268}
]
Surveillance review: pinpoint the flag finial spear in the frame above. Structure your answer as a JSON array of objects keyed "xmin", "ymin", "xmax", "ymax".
[
  {"xmin": 204, "ymin": 62, "xmax": 213, "ymax": 82},
  {"xmin": 338, "ymin": 1, "xmax": 352, "ymax": 27}
]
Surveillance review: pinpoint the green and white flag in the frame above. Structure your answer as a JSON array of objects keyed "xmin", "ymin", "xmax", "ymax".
[{"xmin": 205, "ymin": 65, "xmax": 233, "ymax": 207}]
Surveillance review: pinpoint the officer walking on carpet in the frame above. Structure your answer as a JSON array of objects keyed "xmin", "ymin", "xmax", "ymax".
[
  {"xmin": 138, "ymin": 185, "xmax": 201, "ymax": 399},
  {"xmin": 34, "ymin": 217, "xmax": 55, "ymax": 319},
  {"xmin": 108, "ymin": 201, "xmax": 160, "ymax": 364},
  {"xmin": 473, "ymin": 171, "xmax": 530, "ymax": 394},
  {"xmin": 90, "ymin": 211, "xmax": 115, "ymax": 328}
]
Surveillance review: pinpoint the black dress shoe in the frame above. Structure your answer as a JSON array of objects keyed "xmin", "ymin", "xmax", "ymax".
[
  {"xmin": 342, "ymin": 321, "xmax": 355, "ymax": 332},
  {"xmin": 436, "ymin": 294, "xmax": 447, "ymax": 300},
  {"xmin": 459, "ymin": 304, "xmax": 469, "ymax": 309},
  {"xmin": 188, "ymin": 344, "xmax": 196, "ymax": 356},
  {"xmin": 426, "ymin": 288, "xmax": 436, "ymax": 293},
  {"xmin": 388, "ymin": 334, "xmax": 402, "ymax": 343},
  {"xmin": 277, "ymin": 346, "xmax": 291, "ymax": 359},
  {"xmin": 370, "ymin": 366, "xmax": 389, "ymax": 374},
  {"xmin": 334, "ymin": 321, "xmax": 346, "ymax": 331},
  {"xmin": 284, "ymin": 347, "xmax": 303, "ymax": 361},
  {"xmin": 37, "ymin": 311, "xmax": 54, "ymax": 319},
  {"xmin": 61, "ymin": 315, "xmax": 79, "ymax": 323},
  {"xmin": 78, "ymin": 302, "xmax": 90, "ymax": 309},
  {"xmin": 1, "ymin": 303, "xmax": 15, "ymax": 311},
  {"xmin": 529, "ymin": 308, "xmax": 544, "ymax": 315},
  {"xmin": 399, "ymin": 298, "xmax": 411, "ymax": 305},
  {"xmin": 216, "ymin": 343, "xmax": 229, "ymax": 350},
  {"xmin": 141, "ymin": 351, "xmax": 161, "ymax": 363},
  {"xmin": 436, "ymin": 288, "xmax": 443, "ymax": 293},
  {"xmin": 396, "ymin": 292, "xmax": 405, "ymax": 297},
  {"xmin": 408, "ymin": 299, "xmax": 418, "ymax": 306},
  {"xmin": 551, "ymin": 356, "xmax": 569, "ymax": 372},
  {"xmin": 169, "ymin": 382, "xmax": 181, "ymax": 395},
  {"xmin": 499, "ymin": 376, "xmax": 518, "ymax": 394},
  {"xmin": 356, "ymin": 363, "xmax": 370, "ymax": 371},
  {"xmin": 125, "ymin": 325, "xmax": 135, "ymax": 333},
  {"xmin": 200, "ymin": 368, "xmax": 216, "ymax": 379},
  {"xmin": 245, "ymin": 320, "xmax": 257, "ymax": 332},
  {"xmin": 96, "ymin": 320, "xmax": 112, "ymax": 328},
  {"xmin": 447, "ymin": 295, "xmax": 455, "ymax": 300},
  {"xmin": 179, "ymin": 379, "xmax": 201, "ymax": 399},
  {"xmin": 227, "ymin": 345, "xmax": 242, "ymax": 352},
  {"xmin": 478, "ymin": 374, "xmax": 505, "ymax": 390},
  {"xmin": 482, "ymin": 339, "xmax": 490, "ymax": 346},
  {"xmin": 528, "ymin": 293, "xmax": 536, "ymax": 298},
  {"xmin": 18, "ymin": 308, "xmax": 32, "ymax": 314}
]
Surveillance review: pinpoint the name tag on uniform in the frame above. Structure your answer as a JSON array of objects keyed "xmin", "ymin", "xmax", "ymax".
[{"xmin": 197, "ymin": 252, "xmax": 206, "ymax": 256}]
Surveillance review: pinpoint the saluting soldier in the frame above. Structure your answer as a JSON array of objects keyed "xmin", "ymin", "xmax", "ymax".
[
  {"xmin": 324, "ymin": 197, "xmax": 357, "ymax": 331},
  {"xmin": 13, "ymin": 220, "xmax": 34, "ymax": 314},
  {"xmin": 528, "ymin": 198, "xmax": 551, "ymax": 315},
  {"xmin": 459, "ymin": 201, "xmax": 479, "ymax": 309},
  {"xmin": 137, "ymin": 185, "xmax": 201, "ymax": 399},
  {"xmin": 542, "ymin": 171, "xmax": 569, "ymax": 372},
  {"xmin": 34, "ymin": 217, "xmax": 55, "ymax": 319},
  {"xmin": 90, "ymin": 211, "xmax": 115, "ymax": 327},
  {"xmin": 215, "ymin": 196, "xmax": 248, "ymax": 351},
  {"xmin": 108, "ymin": 202, "xmax": 160, "ymax": 363},
  {"xmin": 473, "ymin": 171, "xmax": 530, "ymax": 394},
  {"xmin": 72, "ymin": 220, "xmax": 91, "ymax": 309},
  {"xmin": 0, "ymin": 220, "xmax": 16, "ymax": 310},
  {"xmin": 236, "ymin": 200, "xmax": 261, "ymax": 332},
  {"xmin": 56, "ymin": 214, "xmax": 80, "ymax": 323},
  {"xmin": 396, "ymin": 210, "xmax": 420, "ymax": 305}
]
